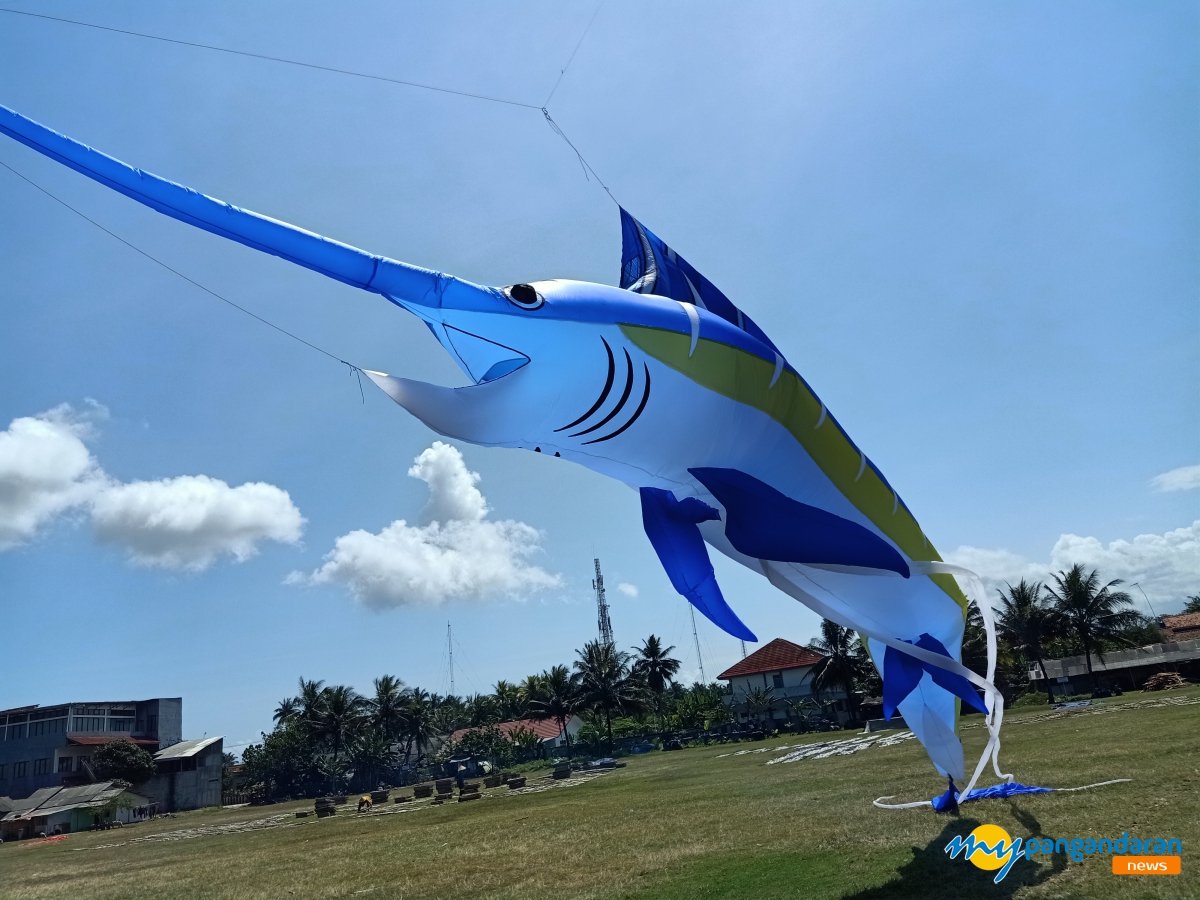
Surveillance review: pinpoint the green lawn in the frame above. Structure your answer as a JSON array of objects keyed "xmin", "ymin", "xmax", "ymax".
[{"xmin": 4, "ymin": 688, "xmax": 1198, "ymax": 900}]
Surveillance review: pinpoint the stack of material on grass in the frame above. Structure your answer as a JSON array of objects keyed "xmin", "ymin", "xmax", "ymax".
[
  {"xmin": 552, "ymin": 762, "xmax": 572, "ymax": 780},
  {"xmin": 413, "ymin": 784, "xmax": 434, "ymax": 798},
  {"xmin": 370, "ymin": 790, "xmax": 390, "ymax": 804},
  {"xmin": 499, "ymin": 772, "xmax": 514, "ymax": 784},
  {"xmin": 333, "ymin": 795, "xmax": 348, "ymax": 805},
  {"xmin": 461, "ymin": 782, "xmax": 480, "ymax": 793},
  {"xmin": 431, "ymin": 797, "xmax": 444, "ymax": 805},
  {"xmin": 393, "ymin": 795, "xmax": 412, "ymax": 803},
  {"xmin": 315, "ymin": 798, "xmax": 337, "ymax": 818},
  {"xmin": 458, "ymin": 791, "xmax": 482, "ymax": 802},
  {"xmin": 1143, "ymin": 671, "xmax": 1187, "ymax": 691},
  {"xmin": 435, "ymin": 778, "xmax": 454, "ymax": 794},
  {"xmin": 507, "ymin": 776, "xmax": 527, "ymax": 789},
  {"xmin": 483, "ymin": 775, "xmax": 501, "ymax": 788},
  {"xmin": 295, "ymin": 811, "xmax": 309, "ymax": 818}
]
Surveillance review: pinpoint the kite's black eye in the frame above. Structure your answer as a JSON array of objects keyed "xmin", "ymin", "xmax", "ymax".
[{"xmin": 506, "ymin": 283, "xmax": 543, "ymax": 309}]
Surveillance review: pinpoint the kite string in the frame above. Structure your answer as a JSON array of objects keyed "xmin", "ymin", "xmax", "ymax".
[
  {"xmin": 0, "ymin": 4, "xmax": 624, "ymax": 208},
  {"xmin": 0, "ymin": 157, "xmax": 367, "ymax": 401},
  {"xmin": 543, "ymin": 0, "xmax": 606, "ymax": 107},
  {"xmin": 0, "ymin": 6, "xmax": 540, "ymax": 109}
]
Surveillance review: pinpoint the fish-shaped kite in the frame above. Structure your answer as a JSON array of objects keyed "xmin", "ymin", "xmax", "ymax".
[{"xmin": 0, "ymin": 104, "xmax": 1008, "ymax": 792}]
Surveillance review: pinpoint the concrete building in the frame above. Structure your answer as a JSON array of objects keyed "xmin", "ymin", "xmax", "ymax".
[
  {"xmin": 141, "ymin": 737, "xmax": 225, "ymax": 812},
  {"xmin": 718, "ymin": 638, "xmax": 849, "ymax": 725},
  {"xmin": 0, "ymin": 782, "xmax": 152, "ymax": 840},
  {"xmin": 1160, "ymin": 612, "xmax": 1200, "ymax": 643},
  {"xmin": 0, "ymin": 698, "xmax": 181, "ymax": 800},
  {"xmin": 1028, "ymin": 638, "xmax": 1200, "ymax": 696}
]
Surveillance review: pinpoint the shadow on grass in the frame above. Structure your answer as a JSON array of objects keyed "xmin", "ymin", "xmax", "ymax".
[{"xmin": 845, "ymin": 806, "xmax": 1067, "ymax": 900}]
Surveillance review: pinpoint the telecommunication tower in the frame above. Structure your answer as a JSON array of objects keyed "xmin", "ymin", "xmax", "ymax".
[{"xmin": 592, "ymin": 558, "xmax": 614, "ymax": 646}]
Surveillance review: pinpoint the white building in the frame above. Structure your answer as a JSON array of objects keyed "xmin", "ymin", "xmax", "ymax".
[{"xmin": 718, "ymin": 638, "xmax": 850, "ymax": 726}]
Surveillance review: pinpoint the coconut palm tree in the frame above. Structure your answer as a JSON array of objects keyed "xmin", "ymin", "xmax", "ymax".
[
  {"xmin": 994, "ymin": 580, "xmax": 1059, "ymax": 685},
  {"xmin": 518, "ymin": 673, "xmax": 547, "ymax": 709},
  {"xmin": 573, "ymin": 640, "xmax": 645, "ymax": 753},
  {"xmin": 296, "ymin": 678, "xmax": 329, "ymax": 732},
  {"xmin": 272, "ymin": 697, "xmax": 299, "ymax": 725},
  {"xmin": 492, "ymin": 680, "xmax": 525, "ymax": 721},
  {"xmin": 1184, "ymin": 594, "xmax": 1200, "ymax": 614},
  {"xmin": 368, "ymin": 675, "xmax": 408, "ymax": 742},
  {"xmin": 527, "ymin": 665, "xmax": 582, "ymax": 756},
  {"xmin": 313, "ymin": 685, "xmax": 366, "ymax": 761},
  {"xmin": 1044, "ymin": 565, "xmax": 1139, "ymax": 691},
  {"xmin": 401, "ymin": 688, "xmax": 437, "ymax": 764},
  {"xmin": 633, "ymin": 635, "xmax": 682, "ymax": 695},
  {"xmin": 743, "ymin": 686, "xmax": 776, "ymax": 728},
  {"xmin": 808, "ymin": 620, "xmax": 864, "ymax": 719},
  {"xmin": 349, "ymin": 730, "xmax": 398, "ymax": 791}
]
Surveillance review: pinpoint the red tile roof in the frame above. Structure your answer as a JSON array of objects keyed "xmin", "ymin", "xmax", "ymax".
[
  {"xmin": 1162, "ymin": 612, "xmax": 1200, "ymax": 637},
  {"xmin": 450, "ymin": 716, "xmax": 574, "ymax": 745},
  {"xmin": 717, "ymin": 638, "xmax": 825, "ymax": 680}
]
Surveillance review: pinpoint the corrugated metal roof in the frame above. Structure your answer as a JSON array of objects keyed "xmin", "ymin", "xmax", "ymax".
[
  {"xmin": 67, "ymin": 734, "xmax": 158, "ymax": 747},
  {"xmin": 0, "ymin": 782, "xmax": 145, "ymax": 822},
  {"xmin": 154, "ymin": 736, "xmax": 222, "ymax": 759}
]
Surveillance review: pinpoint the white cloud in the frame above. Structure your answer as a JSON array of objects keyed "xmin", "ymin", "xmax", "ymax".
[
  {"xmin": 91, "ymin": 475, "xmax": 304, "ymax": 571},
  {"xmin": 0, "ymin": 406, "xmax": 102, "ymax": 547},
  {"xmin": 617, "ymin": 582, "xmax": 639, "ymax": 597},
  {"xmin": 295, "ymin": 441, "xmax": 559, "ymax": 607},
  {"xmin": 0, "ymin": 404, "xmax": 303, "ymax": 569},
  {"xmin": 1151, "ymin": 464, "xmax": 1200, "ymax": 493},
  {"xmin": 947, "ymin": 521, "xmax": 1200, "ymax": 614}
]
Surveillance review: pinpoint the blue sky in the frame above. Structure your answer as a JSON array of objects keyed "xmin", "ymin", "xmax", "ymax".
[{"xmin": 1, "ymin": 1, "xmax": 1196, "ymax": 755}]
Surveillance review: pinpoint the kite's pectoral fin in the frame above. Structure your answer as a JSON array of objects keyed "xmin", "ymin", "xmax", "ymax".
[
  {"xmin": 362, "ymin": 370, "xmax": 516, "ymax": 445},
  {"xmin": 689, "ymin": 467, "xmax": 910, "ymax": 577},
  {"xmin": 640, "ymin": 487, "xmax": 757, "ymax": 642}
]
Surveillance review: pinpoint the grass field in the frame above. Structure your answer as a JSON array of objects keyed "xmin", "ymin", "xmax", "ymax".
[{"xmin": 4, "ymin": 688, "xmax": 1198, "ymax": 900}]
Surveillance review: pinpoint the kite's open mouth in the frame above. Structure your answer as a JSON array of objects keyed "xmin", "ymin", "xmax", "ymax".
[{"xmin": 443, "ymin": 326, "xmax": 529, "ymax": 384}]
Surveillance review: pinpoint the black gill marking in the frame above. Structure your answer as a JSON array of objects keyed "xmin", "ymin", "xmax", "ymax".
[
  {"xmin": 583, "ymin": 364, "xmax": 651, "ymax": 444},
  {"xmin": 570, "ymin": 349, "xmax": 634, "ymax": 437},
  {"xmin": 555, "ymin": 337, "xmax": 615, "ymax": 432}
]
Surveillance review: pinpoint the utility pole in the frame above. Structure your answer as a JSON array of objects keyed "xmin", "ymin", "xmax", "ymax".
[
  {"xmin": 690, "ymin": 605, "xmax": 706, "ymax": 683},
  {"xmin": 448, "ymin": 621, "xmax": 455, "ymax": 697},
  {"xmin": 593, "ymin": 558, "xmax": 614, "ymax": 646}
]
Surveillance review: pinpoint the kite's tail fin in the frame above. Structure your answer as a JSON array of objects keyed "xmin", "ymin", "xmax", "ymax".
[{"xmin": 0, "ymin": 103, "xmax": 489, "ymax": 311}]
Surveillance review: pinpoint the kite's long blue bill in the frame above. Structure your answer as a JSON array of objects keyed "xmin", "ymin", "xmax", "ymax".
[{"xmin": 0, "ymin": 104, "xmax": 474, "ymax": 309}]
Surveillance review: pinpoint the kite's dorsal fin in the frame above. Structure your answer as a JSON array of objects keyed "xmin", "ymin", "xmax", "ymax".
[
  {"xmin": 639, "ymin": 487, "xmax": 757, "ymax": 642},
  {"xmin": 689, "ymin": 467, "xmax": 910, "ymax": 577}
]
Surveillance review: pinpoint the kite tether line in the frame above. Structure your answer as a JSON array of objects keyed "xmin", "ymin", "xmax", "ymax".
[
  {"xmin": 0, "ymin": 5, "xmax": 621, "ymax": 207},
  {"xmin": 0, "ymin": 158, "xmax": 367, "ymax": 402}
]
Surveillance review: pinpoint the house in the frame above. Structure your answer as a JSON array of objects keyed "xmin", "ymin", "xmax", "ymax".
[
  {"xmin": 1160, "ymin": 612, "xmax": 1200, "ymax": 643},
  {"xmin": 1028, "ymin": 638, "xmax": 1200, "ymax": 696},
  {"xmin": 717, "ymin": 638, "xmax": 849, "ymax": 726},
  {"xmin": 449, "ymin": 716, "xmax": 582, "ymax": 750},
  {"xmin": 0, "ymin": 781, "xmax": 152, "ymax": 841},
  {"xmin": 139, "ymin": 737, "xmax": 225, "ymax": 812},
  {"xmin": 0, "ymin": 698, "xmax": 181, "ymax": 800}
]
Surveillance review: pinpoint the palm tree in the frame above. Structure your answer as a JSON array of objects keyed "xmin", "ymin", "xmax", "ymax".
[
  {"xmin": 994, "ymin": 580, "xmax": 1059, "ymax": 686},
  {"xmin": 272, "ymin": 697, "xmax": 299, "ymax": 725},
  {"xmin": 632, "ymin": 635, "xmax": 681, "ymax": 734},
  {"xmin": 492, "ymin": 680, "xmax": 525, "ymax": 721},
  {"xmin": 296, "ymin": 678, "xmax": 329, "ymax": 732},
  {"xmin": 349, "ymin": 730, "xmax": 398, "ymax": 791},
  {"xmin": 313, "ymin": 685, "xmax": 366, "ymax": 761},
  {"xmin": 573, "ymin": 640, "xmax": 645, "ymax": 753},
  {"xmin": 518, "ymin": 673, "xmax": 547, "ymax": 710},
  {"xmin": 743, "ymin": 686, "xmax": 776, "ymax": 728},
  {"xmin": 368, "ymin": 675, "xmax": 408, "ymax": 742},
  {"xmin": 1044, "ymin": 565, "xmax": 1140, "ymax": 691},
  {"xmin": 527, "ymin": 665, "xmax": 582, "ymax": 756},
  {"xmin": 633, "ymin": 635, "xmax": 681, "ymax": 695},
  {"xmin": 808, "ymin": 620, "xmax": 863, "ymax": 719},
  {"xmin": 1184, "ymin": 594, "xmax": 1200, "ymax": 614},
  {"xmin": 401, "ymin": 688, "xmax": 437, "ymax": 764}
]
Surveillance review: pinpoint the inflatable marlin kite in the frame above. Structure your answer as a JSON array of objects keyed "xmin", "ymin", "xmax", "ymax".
[{"xmin": 0, "ymin": 105, "xmax": 1010, "ymax": 795}]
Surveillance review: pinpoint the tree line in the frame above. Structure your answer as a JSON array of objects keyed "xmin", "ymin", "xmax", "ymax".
[{"xmin": 240, "ymin": 563, "xmax": 1183, "ymax": 798}]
